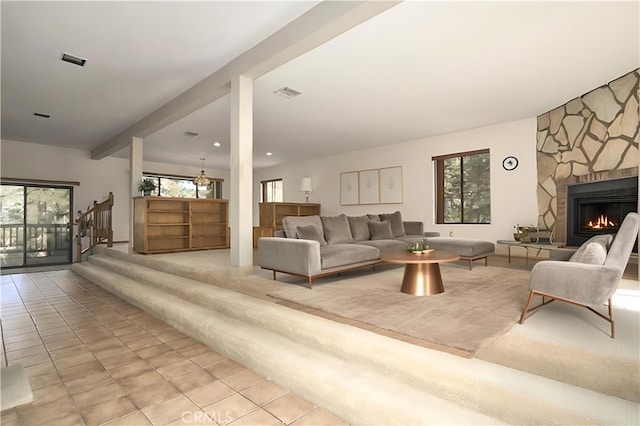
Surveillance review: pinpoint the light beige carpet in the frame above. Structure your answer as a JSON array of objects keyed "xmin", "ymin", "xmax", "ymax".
[
  {"xmin": 268, "ymin": 264, "xmax": 531, "ymax": 354},
  {"xmin": 477, "ymin": 289, "xmax": 640, "ymax": 402}
]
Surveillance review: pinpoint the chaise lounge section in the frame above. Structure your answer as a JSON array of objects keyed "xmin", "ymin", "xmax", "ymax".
[
  {"xmin": 258, "ymin": 211, "xmax": 495, "ymax": 288},
  {"xmin": 425, "ymin": 237, "xmax": 496, "ymax": 270}
]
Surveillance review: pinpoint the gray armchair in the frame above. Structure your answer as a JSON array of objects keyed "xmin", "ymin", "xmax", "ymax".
[{"xmin": 520, "ymin": 212, "xmax": 638, "ymax": 338}]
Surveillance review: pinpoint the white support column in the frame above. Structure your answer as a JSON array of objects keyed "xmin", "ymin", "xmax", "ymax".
[
  {"xmin": 230, "ymin": 75, "xmax": 254, "ymax": 266},
  {"xmin": 129, "ymin": 137, "xmax": 143, "ymax": 253}
]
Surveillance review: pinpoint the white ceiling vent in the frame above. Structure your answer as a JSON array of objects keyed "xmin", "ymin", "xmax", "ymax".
[
  {"xmin": 184, "ymin": 131, "xmax": 200, "ymax": 138},
  {"xmin": 61, "ymin": 52, "xmax": 87, "ymax": 67},
  {"xmin": 273, "ymin": 87, "xmax": 301, "ymax": 98}
]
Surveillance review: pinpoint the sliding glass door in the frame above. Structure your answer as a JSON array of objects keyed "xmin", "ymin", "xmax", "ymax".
[{"xmin": 0, "ymin": 184, "xmax": 73, "ymax": 268}]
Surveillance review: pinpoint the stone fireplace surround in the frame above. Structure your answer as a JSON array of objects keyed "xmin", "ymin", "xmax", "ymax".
[{"xmin": 536, "ymin": 69, "xmax": 639, "ymax": 243}]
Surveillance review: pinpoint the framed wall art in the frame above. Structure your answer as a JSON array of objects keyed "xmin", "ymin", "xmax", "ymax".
[
  {"xmin": 358, "ymin": 169, "xmax": 379, "ymax": 205},
  {"xmin": 340, "ymin": 171, "xmax": 359, "ymax": 205},
  {"xmin": 379, "ymin": 166, "xmax": 403, "ymax": 204}
]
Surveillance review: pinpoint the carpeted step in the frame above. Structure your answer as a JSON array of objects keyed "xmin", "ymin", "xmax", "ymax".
[{"xmin": 73, "ymin": 253, "xmax": 640, "ymax": 425}]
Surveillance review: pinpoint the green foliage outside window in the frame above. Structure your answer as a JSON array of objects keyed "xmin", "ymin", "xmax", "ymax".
[
  {"xmin": 436, "ymin": 150, "xmax": 490, "ymax": 224},
  {"xmin": 143, "ymin": 175, "xmax": 222, "ymax": 199}
]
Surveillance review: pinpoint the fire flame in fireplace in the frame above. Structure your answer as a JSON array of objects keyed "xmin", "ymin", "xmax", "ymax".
[{"xmin": 586, "ymin": 215, "xmax": 617, "ymax": 230}]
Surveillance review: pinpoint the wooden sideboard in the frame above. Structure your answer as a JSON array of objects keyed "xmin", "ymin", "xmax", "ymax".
[
  {"xmin": 134, "ymin": 197, "xmax": 229, "ymax": 254},
  {"xmin": 259, "ymin": 202, "xmax": 321, "ymax": 232}
]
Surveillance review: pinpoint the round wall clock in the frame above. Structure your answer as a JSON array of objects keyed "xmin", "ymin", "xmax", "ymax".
[{"xmin": 502, "ymin": 156, "xmax": 519, "ymax": 171}]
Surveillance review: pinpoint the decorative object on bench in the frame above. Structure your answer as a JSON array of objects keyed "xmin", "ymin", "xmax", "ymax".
[
  {"xmin": 513, "ymin": 224, "xmax": 553, "ymax": 244},
  {"xmin": 513, "ymin": 224, "xmax": 534, "ymax": 242},
  {"xmin": 496, "ymin": 240, "xmax": 566, "ymax": 265},
  {"xmin": 519, "ymin": 212, "xmax": 638, "ymax": 338}
]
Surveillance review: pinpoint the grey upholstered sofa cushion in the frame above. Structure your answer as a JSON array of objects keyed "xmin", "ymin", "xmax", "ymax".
[
  {"xmin": 380, "ymin": 211, "xmax": 406, "ymax": 237},
  {"xmin": 369, "ymin": 220, "xmax": 394, "ymax": 240},
  {"xmin": 396, "ymin": 235, "xmax": 427, "ymax": 246},
  {"xmin": 296, "ymin": 225, "xmax": 327, "ymax": 246},
  {"xmin": 357, "ymin": 239, "xmax": 409, "ymax": 252},
  {"xmin": 321, "ymin": 214, "xmax": 354, "ymax": 244},
  {"xmin": 282, "ymin": 215, "xmax": 323, "ymax": 239},
  {"xmin": 425, "ymin": 237, "xmax": 495, "ymax": 257},
  {"xmin": 320, "ymin": 244, "xmax": 379, "ymax": 269},
  {"xmin": 347, "ymin": 215, "xmax": 371, "ymax": 242}
]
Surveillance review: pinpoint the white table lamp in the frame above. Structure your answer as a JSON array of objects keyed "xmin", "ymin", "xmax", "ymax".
[{"xmin": 299, "ymin": 177, "xmax": 312, "ymax": 203}]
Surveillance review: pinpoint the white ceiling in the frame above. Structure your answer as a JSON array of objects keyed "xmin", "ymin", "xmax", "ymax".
[{"xmin": 2, "ymin": 1, "xmax": 639, "ymax": 172}]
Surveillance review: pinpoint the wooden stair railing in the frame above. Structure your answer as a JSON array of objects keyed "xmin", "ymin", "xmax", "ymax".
[{"xmin": 74, "ymin": 192, "xmax": 114, "ymax": 262}]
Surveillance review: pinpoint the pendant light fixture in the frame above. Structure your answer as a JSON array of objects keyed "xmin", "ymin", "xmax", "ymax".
[{"xmin": 193, "ymin": 158, "xmax": 211, "ymax": 186}]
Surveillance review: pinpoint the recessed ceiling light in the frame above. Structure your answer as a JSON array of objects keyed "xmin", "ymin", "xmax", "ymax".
[
  {"xmin": 34, "ymin": 112, "xmax": 51, "ymax": 119},
  {"xmin": 184, "ymin": 131, "xmax": 200, "ymax": 138},
  {"xmin": 266, "ymin": 152, "xmax": 273, "ymax": 156},
  {"xmin": 213, "ymin": 142, "xmax": 221, "ymax": 147},
  {"xmin": 273, "ymin": 87, "xmax": 301, "ymax": 98},
  {"xmin": 60, "ymin": 52, "xmax": 86, "ymax": 67}
]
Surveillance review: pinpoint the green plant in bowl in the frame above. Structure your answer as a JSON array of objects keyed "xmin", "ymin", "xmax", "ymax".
[{"xmin": 408, "ymin": 243, "xmax": 430, "ymax": 253}]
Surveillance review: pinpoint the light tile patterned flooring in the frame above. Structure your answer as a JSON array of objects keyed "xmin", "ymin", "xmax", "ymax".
[{"xmin": 0, "ymin": 270, "xmax": 347, "ymax": 426}]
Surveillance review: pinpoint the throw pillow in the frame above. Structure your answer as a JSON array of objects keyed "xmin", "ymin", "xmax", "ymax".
[
  {"xmin": 296, "ymin": 225, "xmax": 327, "ymax": 246},
  {"xmin": 368, "ymin": 220, "xmax": 394, "ymax": 240},
  {"xmin": 569, "ymin": 242, "xmax": 607, "ymax": 265},
  {"xmin": 348, "ymin": 215, "xmax": 371, "ymax": 241},
  {"xmin": 321, "ymin": 214, "xmax": 354, "ymax": 244},
  {"xmin": 367, "ymin": 214, "xmax": 380, "ymax": 222},
  {"xmin": 380, "ymin": 211, "xmax": 406, "ymax": 237},
  {"xmin": 282, "ymin": 215, "xmax": 323, "ymax": 239},
  {"xmin": 569, "ymin": 234, "xmax": 613, "ymax": 265}
]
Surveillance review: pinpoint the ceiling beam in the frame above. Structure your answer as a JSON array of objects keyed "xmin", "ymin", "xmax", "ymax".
[{"xmin": 91, "ymin": 0, "xmax": 400, "ymax": 160}]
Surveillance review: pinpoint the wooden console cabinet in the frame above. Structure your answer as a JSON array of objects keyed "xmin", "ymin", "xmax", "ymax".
[
  {"xmin": 134, "ymin": 197, "xmax": 229, "ymax": 254},
  {"xmin": 259, "ymin": 202, "xmax": 321, "ymax": 232}
]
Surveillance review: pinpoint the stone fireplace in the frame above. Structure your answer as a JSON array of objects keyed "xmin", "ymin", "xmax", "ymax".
[{"xmin": 536, "ymin": 69, "xmax": 639, "ymax": 244}]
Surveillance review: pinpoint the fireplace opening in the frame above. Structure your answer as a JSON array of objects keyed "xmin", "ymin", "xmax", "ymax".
[{"xmin": 567, "ymin": 177, "xmax": 638, "ymax": 249}]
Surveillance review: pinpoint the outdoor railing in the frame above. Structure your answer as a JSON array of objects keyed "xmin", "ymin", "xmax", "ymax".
[
  {"xmin": 75, "ymin": 192, "xmax": 114, "ymax": 262},
  {"xmin": 0, "ymin": 223, "xmax": 70, "ymax": 254}
]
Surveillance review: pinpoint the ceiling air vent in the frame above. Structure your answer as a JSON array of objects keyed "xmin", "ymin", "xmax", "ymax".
[
  {"xmin": 34, "ymin": 112, "xmax": 51, "ymax": 119},
  {"xmin": 273, "ymin": 87, "xmax": 301, "ymax": 99},
  {"xmin": 184, "ymin": 131, "xmax": 200, "ymax": 138},
  {"xmin": 61, "ymin": 52, "xmax": 87, "ymax": 67}
]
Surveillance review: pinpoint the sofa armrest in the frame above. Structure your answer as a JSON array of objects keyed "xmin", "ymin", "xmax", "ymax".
[
  {"xmin": 403, "ymin": 221, "xmax": 424, "ymax": 236},
  {"xmin": 257, "ymin": 237, "xmax": 322, "ymax": 276},
  {"xmin": 529, "ymin": 260, "xmax": 622, "ymax": 305}
]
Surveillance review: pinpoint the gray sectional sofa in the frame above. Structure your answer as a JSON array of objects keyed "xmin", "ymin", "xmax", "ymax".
[{"xmin": 257, "ymin": 211, "xmax": 495, "ymax": 288}]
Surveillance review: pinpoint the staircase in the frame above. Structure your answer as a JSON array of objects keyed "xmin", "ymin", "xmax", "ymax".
[{"xmin": 72, "ymin": 246, "xmax": 639, "ymax": 425}]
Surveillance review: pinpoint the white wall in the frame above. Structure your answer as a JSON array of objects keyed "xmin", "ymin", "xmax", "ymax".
[
  {"xmin": 2, "ymin": 116, "xmax": 539, "ymax": 257},
  {"xmin": 254, "ymin": 118, "xmax": 539, "ymax": 243},
  {"xmin": 1, "ymin": 139, "xmax": 230, "ymax": 250}
]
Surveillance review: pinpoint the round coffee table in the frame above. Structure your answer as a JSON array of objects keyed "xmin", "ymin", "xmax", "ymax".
[{"xmin": 380, "ymin": 250, "xmax": 460, "ymax": 296}]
